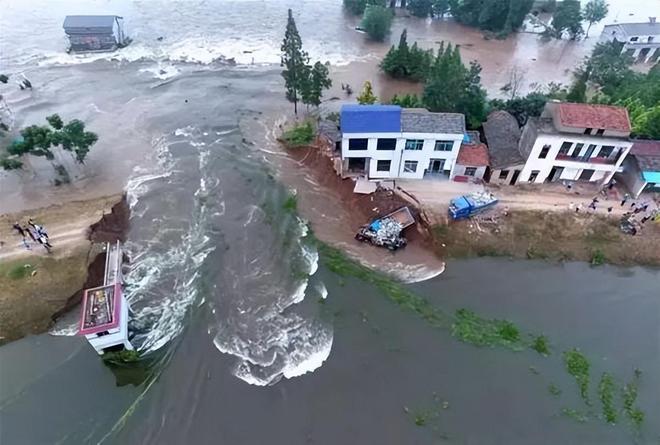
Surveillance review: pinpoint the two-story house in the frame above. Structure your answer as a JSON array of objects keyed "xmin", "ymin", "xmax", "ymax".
[
  {"xmin": 600, "ymin": 18, "xmax": 660, "ymax": 64},
  {"xmin": 340, "ymin": 105, "xmax": 466, "ymax": 180},
  {"xmin": 517, "ymin": 102, "xmax": 633, "ymax": 185}
]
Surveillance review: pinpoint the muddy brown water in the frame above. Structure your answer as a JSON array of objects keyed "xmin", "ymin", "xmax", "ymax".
[{"xmin": 0, "ymin": 1, "xmax": 659, "ymax": 443}]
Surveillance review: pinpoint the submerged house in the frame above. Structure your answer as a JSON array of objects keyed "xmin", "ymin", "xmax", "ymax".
[
  {"xmin": 63, "ymin": 15, "xmax": 129, "ymax": 53},
  {"xmin": 618, "ymin": 140, "xmax": 660, "ymax": 198},
  {"xmin": 340, "ymin": 105, "xmax": 466, "ymax": 180},
  {"xmin": 599, "ymin": 18, "xmax": 660, "ymax": 64}
]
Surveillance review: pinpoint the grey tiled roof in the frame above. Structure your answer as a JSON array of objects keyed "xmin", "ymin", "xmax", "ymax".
[
  {"xmin": 606, "ymin": 22, "xmax": 660, "ymax": 36},
  {"xmin": 482, "ymin": 110, "xmax": 525, "ymax": 170},
  {"xmin": 401, "ymin": 109, "xmax": 465, "ymax": 134},
  {"xmin": 636, "ymin": 155, "xmax": 660, "ymax": 172}
]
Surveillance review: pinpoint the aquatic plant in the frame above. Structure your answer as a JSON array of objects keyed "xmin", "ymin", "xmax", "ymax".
[
  {"xmin": 102, "ymin": 349, "xmax": 141, "ymax": 366},
  {"xmin": 622, "ymin": 369, "xmax": 644, "ymax": 429},
  {"xmin": 531, "ymin": 335, "xmax": 550, "ymax": 355},
  {"xmin": 590, "ymin": 249, "xmax": 606, "ymax": 266},
  {"xmin": 548, "ymin": 383, "xmax": 561, "ymax": 396},
  {"xmin": 563, "ymin": 349, "xmax": 591, "ymax": 404},
  {"xmin": 598, "ymin": 372, "xmax": 617, "ymax": 423},
  {"xmin": 282, "ymin": 194, "xmax": 298, "ymax": 212},
  {"xmin": 561, "ymin": 408, "xmax": 589, "ymax": 423},
  {"xmin": 452, "ymin": 309, "xmax": 526, "ymax": 351}
]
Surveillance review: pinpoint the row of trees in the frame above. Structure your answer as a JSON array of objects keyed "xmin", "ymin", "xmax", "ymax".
[
  {"xmin": 281, "ymin": 9, "xmax": 332, "ymax": 114},
  {"xmin": 449, "ymin": 0, "xmax": 534, "ymax": 35},
  {"xmin": 548, "ymin": 0, "xmax": 608, "ymax": 40},
  {"xmin": 381, "ymin": 30, "xmax": 433, "ymax": 81}
]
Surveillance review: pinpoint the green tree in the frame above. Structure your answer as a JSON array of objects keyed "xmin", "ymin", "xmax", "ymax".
[
  {"xmin": 281, "ymin": 9, "xmax": 309, "ymax": 114},
  {"xmin": 344, "ymin": 0, "xmax": 386, "ymax": 15},
  {"xmin": 566, "ymin": 71, "xmax": 587, "ymax": 103},
  {"xmin": 489, "ymin": 92, "xmax": 548, "ymax": 126},
  {"xmin": 585, "ymin": 41, "xmax": 634, "ymax": 93},
  {"xmin": 432, "ymin": 0, "xmax": 450, "ymax": 17},
  {"xmin": 1, "ymin": 114, "xmax": 98, "ymax": 171},
  {"xmin": 390, "ymin": 93, "xmax": 424, "ymax": 107},
  {"xmin": 381, "ymin": 29, "xmax": 410, "ymax": 78},
  {"xmin": 302, "ymin": 62, "xmax": 332, "ymax": 107},
  {"xmin": 551, "ymin": 0, "xmax": 584, "ymax": 40},
  {"xmin": 407, "ymin": 0, "xmax": 433, "ymax": 17},
  {"xmin": 357, "ymin": 81, "xmax": 378, "ymax": 104},
  {"xmin": 361, "ymin": 5, "xmax": 393, "ymax": 41},
  {"xmin": 448, "ymin": 0, "xmax": 532, "ymax": 34},
  {"xmin": 583, "ymin": 0, "xmax": 608, "ymax": 37}
]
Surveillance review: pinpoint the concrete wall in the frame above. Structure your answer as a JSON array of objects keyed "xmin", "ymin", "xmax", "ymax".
[
  {"xmin": 489, "ymin": 165, "xmax": 525, "ymax": 185},
  {"xmin": 518, "ymin": 133, "xmax": 633, "ymax": 184},
  {"xmin": 341, "ymin": 131, "xmax": 463, "ymax": 180},
  {"xmin": 617, "ymin": 157, "xmax": 648, "ymax": 198},
  {"xmin": 453, "ymin": 164, "xmax": 487, "ymax": 180}
]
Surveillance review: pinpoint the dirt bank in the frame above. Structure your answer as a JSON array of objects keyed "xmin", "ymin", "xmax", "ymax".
[
  {"xmin": 432, "ymin": 209, "xmax": 660, "ymax": 267},
  {"xmin": 0, "ymin": 194, "xmax": 129, "ymax": 345}
]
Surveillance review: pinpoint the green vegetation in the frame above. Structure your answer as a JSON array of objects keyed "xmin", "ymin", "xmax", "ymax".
[
  {"xmin": 583, "ymin": 0, "xmax": 608, "ymax": 37},
  {"xmin": 361, "ymin": 5, "xmax": 393, "ymax": 41},
  {"xmin": 102, "ymin": 349, "xmax": 141, "ymax": 366},
  {"xmin": 280, "ymin": 9, "xmax": 332, "ymax": 114},
  {"xmin": 1, "ymin": 114, "xmax": 98, "ymax": 171},
  {"xmin": 452, "ymin": 309, "xmax": 526, "ymax": 350},
  {"xmin": 548, "ymin": 383, "xmax": 561, "ymax": 396},
  {"xmin": 561, "ymin": 407, "xmax": 589, "ymax": 423},
  {"xmin": 381, "ymin": 30, "xmax": 433, "ymax": 81},
  {"xmin": 531, "ymin": 335, "xmax": 550, "ymax": 355},
  {"xmin": 548, "ymin": 0, "xmax": 584, "ymax": 40},
  {"xmin": 598, "ymin": 372, "xmax": 617, "ymax": 424},
  {"xmin": 282, "ymin": 121, "xmax": 315, "ymax": 146},
  {"xmin": 622, "ymin": 369, "xmax": 644, "ymax": 429},
  {"xmin": 390, "ymin": 93, "xmax": 424, "ymax": 108},
  {"xmin": 343, "ymin": 0, "xmax": 385, "ymax": 15},
  {"xmin": 282, "ymin": 193, "xmax": 298, "ymax": 212},
  {"xmin": 563, "ymin": 349, "xmax": 591, "ymax": 404},
  {"xmin": 357, "ymin": 81, "xmax": 378, "ymax": 105},
  {"xmin": 5, "ymin": 264, "xmax": 31, "ymax": 280},
  {"xmin": 590, "ymin": 249, "xmax": 606, "ymax": 266},
  {"xmin": 448, "ymin": 0, "xmax": 534, "ymax": 35}
]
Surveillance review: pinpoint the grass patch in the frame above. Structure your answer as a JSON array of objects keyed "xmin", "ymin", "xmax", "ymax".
[
  {"xmin": 102, "ymin": 349, "xmax": 141, "ymax": 366},
  {"xmin": 563, "ymin": 349, "xmax": 591, "ymax": 404},
  {"xmin": 561, "ymin": 407, "xmax": 589, "ymax": 423},
  {"xmin": 531, "ymin": 335, "xmax": 550, "ymax": 355},
  {"xmin": 451, "ymin": 309, "xmax": 527, "ymax": 351},
  {"xmin": 622, "ymin": 369, "xmax": 644, "ymax": 429},
  {"xmin": 282, "ymin": 193, "xmax": 297, "ymax": 213},
  {"xmin": 548, "ymin": 383, "xmax": 561, "ymax": 396},
  {"xmin": 590, "ymin": 249, "xmax": 606, "ymax": 266},
  {"xmin": 598, "ymin": 372, "xmax": 617, "ymax": 424},
  {"xmin": 5, "ymin": 264, "xmax": 32, "ymax": 280},
  {"xmin": 282, "ymin": 121, "xmax": 315, "ymax": 147}
]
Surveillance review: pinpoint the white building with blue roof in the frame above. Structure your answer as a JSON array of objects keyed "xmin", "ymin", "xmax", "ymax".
[{"xmin": 340, "ymin": 105, "xmax": 466, "ymax": 180}]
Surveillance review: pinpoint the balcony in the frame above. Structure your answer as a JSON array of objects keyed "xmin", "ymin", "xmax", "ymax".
[{"xmin": 555, "ymin": 154, "xmax": 617, "ymax": 165}]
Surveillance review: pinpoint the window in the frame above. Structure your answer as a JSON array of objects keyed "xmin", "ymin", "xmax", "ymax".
[
  {"xmin": 596, "ymin": 129, "xmax": 605, "ymax": 136},
  {"xmin": 348, "ymin": 138, "xmax": 368, "ymax": 150},
  {"xmin": 571, "ymin": 143, "xmax": 584, "ymax": 158},
  {"xmin": 434, "ymin": 140, "xmax": 453, "ymax": 151},
  {"xmin": 376, "ymin": 160, "xmax": 391, "ymax": 172},
  {"xmin": 403, "ymin": 160, "xmax": 418, "ymax": 173},
  {"xmin": 464, "ymin": 167, "xmax": 477, "ymax": 176},
  {"xmin": 630, "ymin": 36, "xmax": 639, "ymax": 42},
  {"xmin": 598, "ymin": 145, "xmax": 614, "ymax": 158},
  {"xmin": 582, "ymin": 144, "xmax": 597, "ymax": 160},
  {"xmin": 584, "ymin": 128, "xmax": 592, "ymax": 135},
  {"xmin": 376, "ymin": 138, "xmax": 397, "ymax": 150},
  {"xmin": 558, "ymin": 141, "xmax": 572, "ymax": 155},
  {"xmin": 499, "ymin": 170, "xmax": 510, "ymax": 179},
  {"xmin": 539, "ymin": 144, "xmax": 551, "ymax": 159},
  {"xmin": 405, "ymin": 139, "xmax": 424, "ymax": 150},
  {"xmin": 529, "ymin": 170, "xmax": 540, "ymax": 182}
]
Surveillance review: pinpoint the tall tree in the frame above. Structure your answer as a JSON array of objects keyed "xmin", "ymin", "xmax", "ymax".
[
  {"xmin": 583, "ymin": 0, "xmax": 609, "ymax": 37},
  {"xmin": 585, "ymin": 41, "xmax": 634, "ymax": 93},
  {"xmin": 281, "ymin": 9, "xmax": 309, "ymax": 115},
  {"xmin": 566, "ymin": 70, "xmax": 588, "ymax": 103},
  {"xmin": 361, "ymin": 5, "xmax": 393, "ymax": 41},
  {"xmin": 357, "ymin": 81, "xmax": 378, "ymax": 104},
  {"xmin": 432, "ymin": 0, "xmax": 450, "ymax": 17},
  {"xmin": 551, "ymin": 0, "xmax": 584, "ymax": 40},
  {"xmin": 344, "ymin": 0, "xmax": 386, "ymax": 15},
  {"xmin": 302, "ymin": 62, "xmax": 332, "ymax": 107},
  {"xmin": 407, "ymin": 0, "xmax": 433, "ymax": 17}
]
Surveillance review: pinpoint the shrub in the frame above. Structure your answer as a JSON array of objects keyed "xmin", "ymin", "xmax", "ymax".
[
  {"xmin": 282, "ymin": 121, "xmax": 315, "ymax": 147},
  {"xmin": 361, "ymin": 5, "xmax": 393, "ymax": 41}
]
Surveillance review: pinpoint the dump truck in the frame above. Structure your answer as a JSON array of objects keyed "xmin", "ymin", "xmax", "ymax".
[
  {"xmin": 355, "ymin": 206, "xmax": 415, "ymax": 250},
  {"xmin": 448, "ymin": 192, "xmax": 498, "ymax": 220}
]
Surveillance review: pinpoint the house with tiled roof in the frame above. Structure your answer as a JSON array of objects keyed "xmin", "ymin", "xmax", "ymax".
[
  {"xmin": 454, "ymin": 131, "xmax": 489, "ymax": 182},
  {"xmin": 618, "ymin": 140, "xmax": 660, "ymax": 197},
  {"xmin": 339, "ymin": 105, "xmax": 466, "ymax": 180},
  {"xmin": 516, "ymin": 101, "xmax": 634, "ymax": 185},
  {"xmin": 482, "ymin": 110, "xmax": 527, "ymax": 185}
]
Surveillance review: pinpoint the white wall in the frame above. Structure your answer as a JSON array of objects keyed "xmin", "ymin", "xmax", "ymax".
[
  {"xmin": 518, "ymin": 133, "xmax": 632, "ymax": 184},
  {"xmin": 453, "ymin": 164, "xmax": 487, "ymax": 180},
  {"xmin": 341, "ymin": 132, "xmax": 463, "ymax": 180},
  {"xmin": 489, "ymin": 165, "xmax": 525, "ymax": 185}
]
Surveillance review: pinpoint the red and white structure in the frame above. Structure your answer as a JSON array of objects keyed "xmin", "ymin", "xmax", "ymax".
[{"xmin": 78, "ymin": 241, "xmax": 132, "ymax": 355}]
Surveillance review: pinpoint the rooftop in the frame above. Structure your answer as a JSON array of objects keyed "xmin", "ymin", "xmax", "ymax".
[
  {"xmin": 457, "ymin": 142, "xmax": 489, "ymax": 166},
  {"xmin": 557, "ymin": 102, "xmax": 631, "ymax": 133},
  {"xmin": 604, "ymin": 21, "xmax": 660, "ymax": 36},
  {"xmin": 63, "ymin": 15, "xmax": 118, "ymax": 30},
  {"xmin": 631, "ymin": 140, "xmax": 660, "ymax": 173},
  {"xmin": 482, "ymin": 110, "xmax": 525, "ymax": 169},
  {"xmin": 401, "ymin": 109, "xmax": 465, "ymax": 134}
]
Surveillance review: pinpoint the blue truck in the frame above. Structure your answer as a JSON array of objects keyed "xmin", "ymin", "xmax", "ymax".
[{"xmin": 448, "ymin": 192, "xmax": 498, "ymax": 220}]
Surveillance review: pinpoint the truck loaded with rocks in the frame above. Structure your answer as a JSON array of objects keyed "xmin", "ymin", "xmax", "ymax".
[{"xmin": 355, "ymin": 206, "xmax": 415, "ymax": 251}]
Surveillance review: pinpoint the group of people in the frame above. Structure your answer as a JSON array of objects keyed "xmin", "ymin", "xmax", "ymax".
[{"xmin": 12, "ymin": 219, "xmax": 52, "ymax": 253}]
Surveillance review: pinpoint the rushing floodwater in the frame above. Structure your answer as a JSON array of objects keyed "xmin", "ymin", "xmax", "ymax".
[{"xmin": 1, "ymin": 0, "xmax": 659, "ymax": 443}]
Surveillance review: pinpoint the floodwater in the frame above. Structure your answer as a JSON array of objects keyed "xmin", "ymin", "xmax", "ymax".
[{"xmin": 1, "ymin": 0, "xmax": 659, "ymax": 444}]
